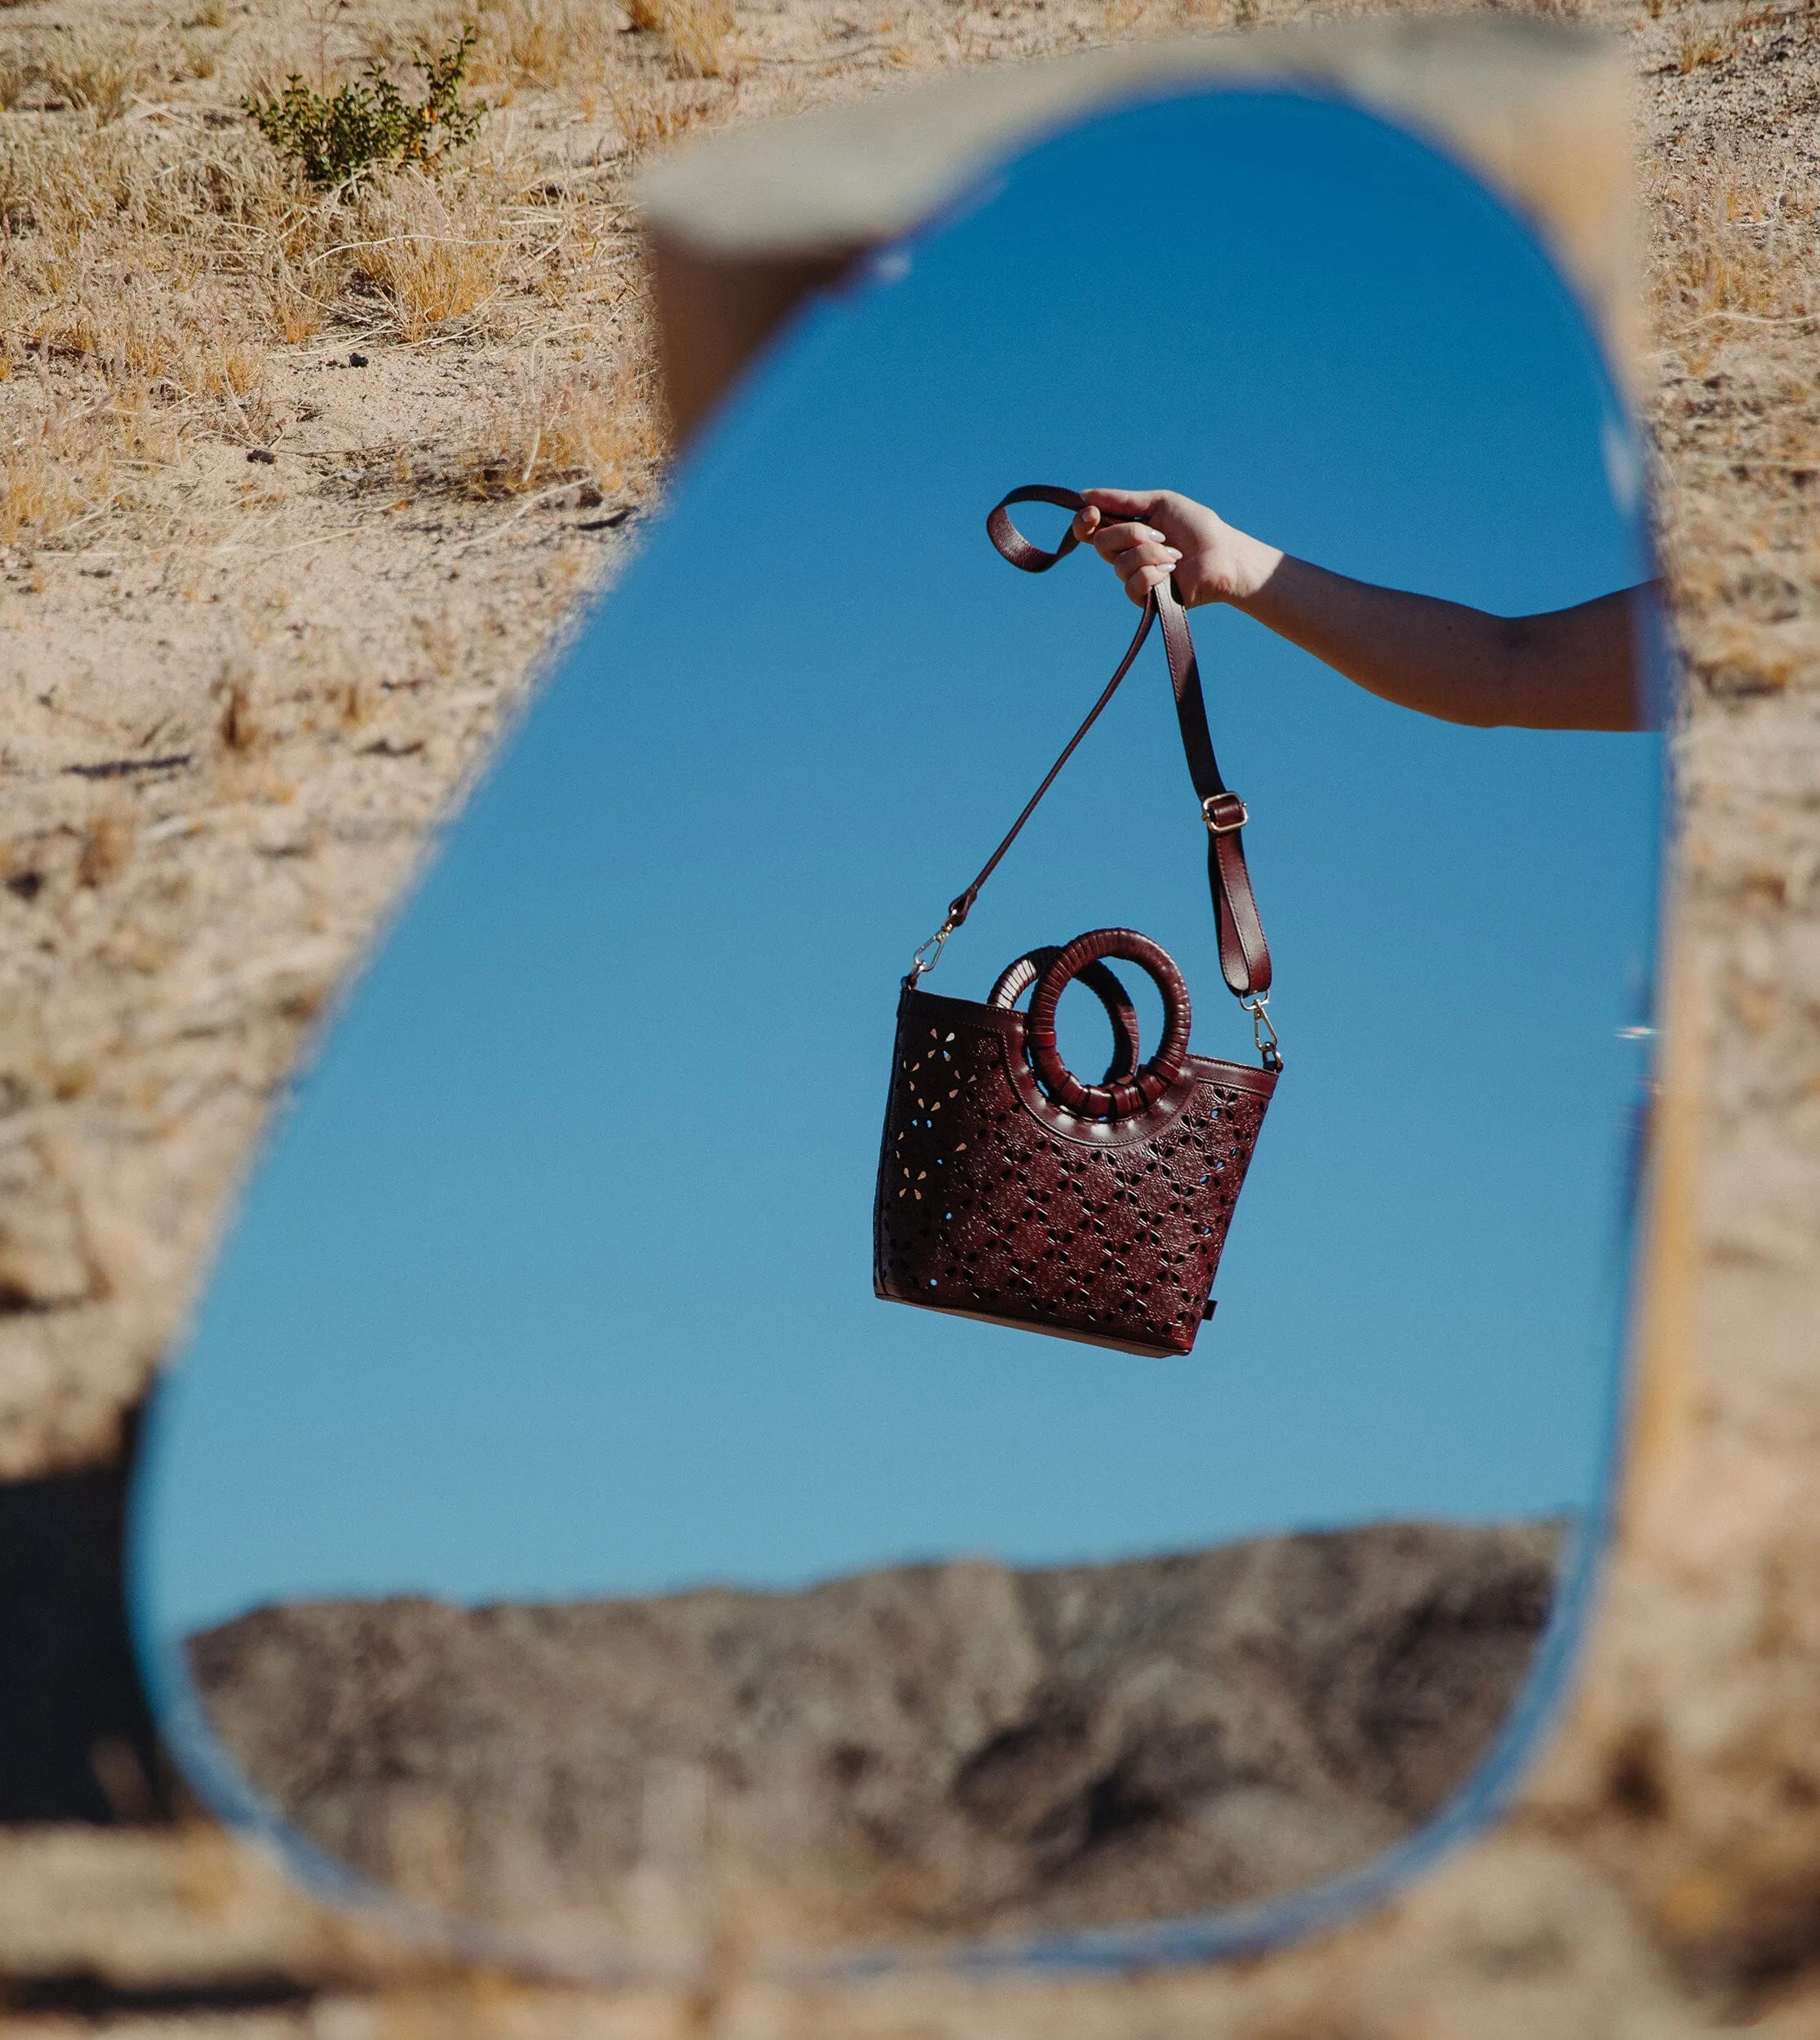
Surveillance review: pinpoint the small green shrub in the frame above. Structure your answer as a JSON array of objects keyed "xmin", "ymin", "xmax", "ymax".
[{"xmin": 246, "ymin": 29, "xmax": 486, "ymax": 191}]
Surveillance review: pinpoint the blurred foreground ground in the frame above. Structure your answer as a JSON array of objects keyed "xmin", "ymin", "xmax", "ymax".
[{"xmin": 2, "ymin": 0, "xmax": 1820, "ymax": 2030}]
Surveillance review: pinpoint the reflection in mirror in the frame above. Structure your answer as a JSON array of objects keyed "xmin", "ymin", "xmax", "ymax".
[{"xmin": 132, "ymin": 83, "xmax": 1663, "ymax": 1979}]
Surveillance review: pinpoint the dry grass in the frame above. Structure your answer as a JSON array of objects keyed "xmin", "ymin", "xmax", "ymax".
[
  {"xmin": 461, "ymin": 343, "xmax": 668, "ymax": 499},
  {"xmin": 363, "ymin": 0, "xmax": 737, "ymax": 98},
  {"xmin": 342, "ymin": 166, "xmax": 518, "ymax": 339},
  {"xmin": 365, "ymin": 0, "xmax": 622, "ymax": 93},
  {"xmin": 357, "ymin": 0, "xmax": 740, "ymax": 151},
  {"xmin": 0, "ymin": 22, "xmax": 154, "ymax": 119},
  {"xmin": 1658, "ymin": 0, "xmax": 1808, "ymax": 69},
  {"xmin": 0, "ymin": 114, "xmax": 322, "ymax": 535},
  {"xmin": 0, "ymin": 386, "xmax": 180, "ymax": 547},
  {"xmin": 1098, "ymin": 0, "xmax": 1280, "ymax": 40},
  {"xmin": 0, "ymin": 0, "xmax": 1140, "ymax": 563},
  {"xmin": 606, "ymin": 69, "xmax": 730, "ymax": 152},
  {"xmin": 657, "ymin": 0, "xmax": 738, "ymax": 78},
  {"xmin": 0, "ymin": 0, "xmax": 664, "ymax": 544},
  {"xmin": 470, "ymin": 0, "xmax": 630, "ymax": 91},
  {"xmin": 1650, "ymin": 145, "xmax": 1820, "ymax": 350}
]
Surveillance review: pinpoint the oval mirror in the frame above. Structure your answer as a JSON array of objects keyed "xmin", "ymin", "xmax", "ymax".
[{"xmin": 131, "ymin": 80, "xmax": 1666, "ymax": 1980}]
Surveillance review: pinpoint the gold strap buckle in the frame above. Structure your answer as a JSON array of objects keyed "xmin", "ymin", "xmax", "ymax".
[{"xmin": 1203, "ymin": 792, "xmax": 1250, "ymax": 835}]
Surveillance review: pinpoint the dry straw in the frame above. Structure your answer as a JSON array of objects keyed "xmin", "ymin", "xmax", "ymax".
[
  {"xmin": 337, "ymin": 168, "xmax": 517, "ymax": 340},
  {"xmin": 0, "ymin": 0, "xmax": 668, "ymax": 548}
]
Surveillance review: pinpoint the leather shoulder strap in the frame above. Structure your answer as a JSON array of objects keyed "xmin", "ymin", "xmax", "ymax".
[
  {"xmin": 1151, "ymin": 574, "xmax": 1272, "ymax": 1002},
  {"xmin": 915, "ymin": 486, "xmax": 1272, "ymax": 1010}
]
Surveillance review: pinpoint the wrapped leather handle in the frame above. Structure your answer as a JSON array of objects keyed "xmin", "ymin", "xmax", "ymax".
[
  {"xmin": 988, "ymin": 945, "xmax": 1142, "ymax": 1086},
  {"xmin": 1026, "ymin": 929, "xmax": 1191, "ymax": 1120},
  {"xmin": 910, "ymin": 487, "xmax": 1273, "ymax": 1045}
]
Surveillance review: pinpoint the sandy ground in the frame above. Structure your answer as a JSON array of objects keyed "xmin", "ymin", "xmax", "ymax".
[
  {"xmin": 0, "ymin": 0, "xmax": 1146, "ymax": 1475},
  {"xmin": 3, "ymin": 0, "xmax": 1820, "ymax": 2030}
]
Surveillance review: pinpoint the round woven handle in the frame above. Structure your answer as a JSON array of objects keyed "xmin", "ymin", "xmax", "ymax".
[
  {"xmin": 988, "ymin": 947, "xmax": 1141, "ymax": 1085},
  {"xmin": 1027, "ymin": 929, "xmax": 1192, "ymax": 1120}
]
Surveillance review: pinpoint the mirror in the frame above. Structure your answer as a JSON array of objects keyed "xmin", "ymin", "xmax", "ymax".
[{"xmin": 131, "ymin": 82, "xmax": 1664, "ymax": 1980}]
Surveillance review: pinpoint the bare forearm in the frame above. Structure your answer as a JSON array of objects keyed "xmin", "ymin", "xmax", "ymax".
[
  {"xmin": 1236, "ymin": 552, "xmax": 1648, "ymax": 734},
  {"xmin": 1073, "ymin": 490, "xmax": 1652, "ymax": 734}
]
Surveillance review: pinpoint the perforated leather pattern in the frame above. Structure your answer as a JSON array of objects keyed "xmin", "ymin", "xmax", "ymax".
[{"xmin": 874, "ymin": 986, "xmax": 1274, "ymax": 1356}]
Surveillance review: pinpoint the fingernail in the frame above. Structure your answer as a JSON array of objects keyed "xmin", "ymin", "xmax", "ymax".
[{"xmin": 1163, "ymin": 548, "xmax": 1182, "ymax": 560}]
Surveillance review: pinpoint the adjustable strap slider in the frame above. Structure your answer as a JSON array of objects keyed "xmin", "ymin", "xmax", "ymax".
[{"xmin": 1202, "ymin": 792, "xmax": 1249, "ymax": 835}]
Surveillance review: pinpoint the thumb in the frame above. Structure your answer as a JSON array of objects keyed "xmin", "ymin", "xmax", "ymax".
[
  {"xmin": 1072, "ymin": 504, "xmax": 1102, "ymax": 539},
  {"xmin": 1080, "ymin": 486, "xmax": 1158, "ymax": 518}
]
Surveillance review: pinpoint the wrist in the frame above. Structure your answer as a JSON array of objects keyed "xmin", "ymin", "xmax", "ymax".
[
  {"xmin": 1179, "ymin": 522, "xmax": 1280, "ymax": 607},
  {"xmin": 1218, "ymin": 529, "xmax": 1283, "ymax": 606}
]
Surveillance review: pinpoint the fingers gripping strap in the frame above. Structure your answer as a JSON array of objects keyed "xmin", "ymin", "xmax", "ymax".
[{"xmin": 948, "ymin": 487, "xmax": 1272, "ymax": 1005}]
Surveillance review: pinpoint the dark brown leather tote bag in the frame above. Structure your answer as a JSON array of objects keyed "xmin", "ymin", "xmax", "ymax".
[{"xmin": 872, "ymin": 486, "xmax": 1282, "ymax": 1357}]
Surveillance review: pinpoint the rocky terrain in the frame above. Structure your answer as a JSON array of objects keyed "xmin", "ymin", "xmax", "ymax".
[{"xmin": 186, "ymin": 1519, "xmax": 1562, "ymax": 1962}]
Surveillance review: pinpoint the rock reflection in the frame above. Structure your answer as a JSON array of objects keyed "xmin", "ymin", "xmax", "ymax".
[{"xmin": 186, "ymin": 1519, "xmax": 1560, "ymax": 1962}]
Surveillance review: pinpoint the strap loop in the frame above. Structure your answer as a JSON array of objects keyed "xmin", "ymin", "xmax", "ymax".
[{"xmin": 984, "ymin": 486, "xmax": 1086, "ymax": 574}]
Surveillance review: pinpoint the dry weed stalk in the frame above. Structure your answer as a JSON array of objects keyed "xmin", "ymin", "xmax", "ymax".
[
  {"xmin": 606, "ymin": 69, "xmax": 728, "ymax": 155},
  {"xmin": 465, "ymin": 0, "xmax": 627, "ymax": 92},
  {"xmin": 0, "ymin": 23, "xmax": 153, "ymax": 120},
  {"xmin": 1671, "ymin": 0, "xmax": 1800, "ymax": 68},
  {"xmin": 257, "ymin": 230, "xmax": 343, "ymax": 346},
  {"xmin": 660, "ymin": 0, "xmax": 737, "ymax": 79},
  {"xmin": 78, "ymin": 811, "xmax": 135, "ymax": 890},
  {"xmin": 467, "ymin": 350, "xmax": 667, "ymax": 497},
  {"xmin": 1676, "ymin": 17, "xmax": 1730, "ymax": 65},
  {"xmin": 1652, "ymin": 149, "xmax": 1820, "ymax": 352},
  {"xmin": 214, "ymin": 670, "xmax": 262, "ymax": 754},
  {"xmin": 344, "ymin": 166, "xmax": 515, "ymax": 339}
]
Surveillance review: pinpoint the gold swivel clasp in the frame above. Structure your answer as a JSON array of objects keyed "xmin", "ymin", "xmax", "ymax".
[{"xmin": 1241, "ymin": 991, "xmax": 1282, "ymax": 1073}]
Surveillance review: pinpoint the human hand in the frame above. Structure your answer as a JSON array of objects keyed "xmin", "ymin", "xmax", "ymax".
[{"xmin": 1071, "ymin": 488, "xmax": 1281, "ymax": 610}]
